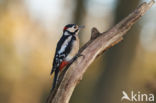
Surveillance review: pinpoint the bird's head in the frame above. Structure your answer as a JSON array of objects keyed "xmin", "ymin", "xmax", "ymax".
[{"xmin": 63, "ymin": 24, "xmax": 84, "ymax": 35}]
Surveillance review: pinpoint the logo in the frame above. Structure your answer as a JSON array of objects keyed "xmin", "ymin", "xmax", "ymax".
[{"xmin": 121, "ymin": 91, "xmax": 154, "ymax": 102}]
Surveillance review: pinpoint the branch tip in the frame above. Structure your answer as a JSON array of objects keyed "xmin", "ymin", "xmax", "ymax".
[
  {"xmin": 148, "ymin": 0, "xmax": 155, "ymax": 7},
  {"xmin": 91, "ymin": 27, "xmax": 100, "ymax": 40}
]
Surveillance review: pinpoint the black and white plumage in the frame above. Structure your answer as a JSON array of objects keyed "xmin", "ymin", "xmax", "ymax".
[{"xmin": 51, "ymin": 24, "xmax": 84, "ymax": 89}]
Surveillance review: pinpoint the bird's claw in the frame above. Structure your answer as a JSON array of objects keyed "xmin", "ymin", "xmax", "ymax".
[{"xmin": 76, "ymin": 54, "xmax": 85, "ymax": 58}]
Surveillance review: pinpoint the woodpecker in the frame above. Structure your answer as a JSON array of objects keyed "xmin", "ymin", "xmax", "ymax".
[{"xmin": 51, "ymin": 24, "xmax": 84, "ymax": 89}]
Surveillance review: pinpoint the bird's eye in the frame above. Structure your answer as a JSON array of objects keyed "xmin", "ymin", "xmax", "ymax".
[{"xmin": 74, "ymin": 26, "xmax": 76, "ymax": 29}]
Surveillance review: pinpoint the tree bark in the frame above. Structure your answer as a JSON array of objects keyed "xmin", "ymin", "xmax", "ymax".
[
  {"xmin": 91, "ymin": 0, "xmax": 141, "ymax": 103},
  {"xmin": 46, "ymin": 1, "xmax": 155, "ymax": 103}
]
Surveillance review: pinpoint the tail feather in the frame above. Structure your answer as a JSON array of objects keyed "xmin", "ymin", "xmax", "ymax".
[
  {"xmin": 52, "ymin": 69, "xmax": 59, "ymax": 90},
  {"xmin": 50, "ymin": 67, "xmax": 55, "ymax": 75}
]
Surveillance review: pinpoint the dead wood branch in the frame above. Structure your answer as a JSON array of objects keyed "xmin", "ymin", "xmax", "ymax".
[{"xmin": 47, "ymin": 0, "xmax": 155, "ymax": 103}]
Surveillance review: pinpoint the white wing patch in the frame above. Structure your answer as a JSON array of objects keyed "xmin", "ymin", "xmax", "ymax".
[{"xmin": 58, "ymin": 36, "xmax": 72, "ymax": 54}]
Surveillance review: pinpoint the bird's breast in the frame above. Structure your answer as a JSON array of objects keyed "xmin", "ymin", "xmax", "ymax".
[{"xmin": 65, "ymin": 36, "xmax": 79, "ymax": 61}]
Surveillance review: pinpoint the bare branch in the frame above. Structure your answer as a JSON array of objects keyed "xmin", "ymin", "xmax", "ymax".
[{"xmin": 47, "ymin": 0, "xmax": 155, "ymax": 103}]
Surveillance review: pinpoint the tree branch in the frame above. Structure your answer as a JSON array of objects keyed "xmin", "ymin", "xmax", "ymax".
[{"xmin": 47, "ymin": 0, "xmax": 155, "ymax": 103}]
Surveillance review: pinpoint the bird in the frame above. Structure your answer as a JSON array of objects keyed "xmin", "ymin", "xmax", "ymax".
[{"xmin": 51, "ymin": 24, "xmax": 84, "ymax": 89}]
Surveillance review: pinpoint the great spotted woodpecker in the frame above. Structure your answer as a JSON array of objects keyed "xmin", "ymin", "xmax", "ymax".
[{"xmin": 51, "ymin": 24, "xmax": 84, "ymax": 89}]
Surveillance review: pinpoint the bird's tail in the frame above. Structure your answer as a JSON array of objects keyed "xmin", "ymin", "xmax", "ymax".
[
  {"xmin": 50, "ymin": 67, "xmax": 55, "ymax": 75},
  {"xmin": 52, "ymin": 69, "xmax": 59, "ymax": 90}
]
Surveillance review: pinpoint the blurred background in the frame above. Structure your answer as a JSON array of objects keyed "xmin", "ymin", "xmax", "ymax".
[{"xmin": 0, "ymin": 0, "xmax": 156, "ymax": 103}]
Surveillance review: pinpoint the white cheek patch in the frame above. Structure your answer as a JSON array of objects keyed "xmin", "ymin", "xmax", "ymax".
[
  {"xmin": 67, "ymin": 27, "xmax": 75, "ymax": 32},
  {"xmin": 58, "ymin": 36, "xmax": 72, "ymax": 54}
]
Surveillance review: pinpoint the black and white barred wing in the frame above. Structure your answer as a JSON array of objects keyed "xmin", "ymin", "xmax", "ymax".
[{"xmin": 51, "ymin": 35, "xmax": 72, "ymax": 74}]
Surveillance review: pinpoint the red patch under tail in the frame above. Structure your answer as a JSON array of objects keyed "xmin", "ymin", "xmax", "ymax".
[{"xmin": 59, "ymin": 61, "xmax": 69, "ymax": 71}]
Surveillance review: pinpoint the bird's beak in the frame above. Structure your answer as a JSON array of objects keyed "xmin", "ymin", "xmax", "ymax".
[{"xmin": 78, "ymin": 25, "xmax": 85, "ymax": 29}]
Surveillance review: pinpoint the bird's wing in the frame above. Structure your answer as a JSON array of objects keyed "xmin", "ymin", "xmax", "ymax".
[{"xmin": 51, "ymin": 35, "xmax": 72, "ymax": 74}]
